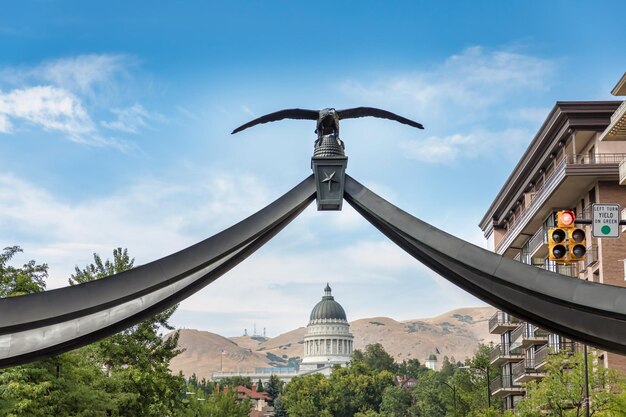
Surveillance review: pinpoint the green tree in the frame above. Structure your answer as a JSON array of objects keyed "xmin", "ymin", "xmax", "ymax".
[
  {"xmin": 353, "ymin": 343, "xmax": 398, "ymax": 374},
  {"xmin": 273, "ymin": 393, "xmax": 288, "ymax": 417},
  {"xmin": 455, "ymin": 344, "xmax": 501, "ymax": 416},
  {"xmin": 70, "ymin": 248, "xmax": 185, "ymax": 417},
  {"xmin": 0, "ymin": 246, "xmax": 116, "ymax": 417},
  {"xmin": 509, "ymin": 351, "xmax": 626, "ymax": 417},
  {"xmin": 266, "ymin": 374, "xmax": 285, "ymax": 405},
  {"xmin": 380, "ymin": 385, "xmax": 413, "ymax": 417},
  {"xmin": 397, "ymin": 358, "xmax": 429, "ymax": 379},
  {"xmin": 281, "ymin": 359, "xmax": 396, "ymax": 417},
  {"xmin": 0, "ymin": 245, "xmax": 47, "ymax": 296},
  {"xmin": 178, "ymin": 389, "xmax": 250, "ymax": 417},
  {"xmin": 0, "ymin": 348, "xmax": 119, "ymax": 417},
  {"xmin": 410, "ymin": 370, "xmax": 447, "ymax": 417},
  {"xmin": 220, "ymin": 376, "xmax": 253, "ymax": 389},
  {"xmin": 281, "ymin": 373, "xmax": 329, "ymax": 416},
  {"xmin": 257, "ymin": 378, "xmax": 264, "ymax": 392},
  {"xmin": 354, "ymin": 411, "xmax": 384, "ymax": 417}
]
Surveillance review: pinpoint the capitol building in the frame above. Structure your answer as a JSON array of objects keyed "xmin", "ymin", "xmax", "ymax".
[
  {"xmin": 213, "ymin": 283, "xmax": 353, "ymax": 383},
  {"xmin": 299, "ymin": 283, "xmax": 354, "ymax": 375}
]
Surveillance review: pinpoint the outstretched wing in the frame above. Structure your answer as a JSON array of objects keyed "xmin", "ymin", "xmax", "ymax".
[
  {"xmin": 232, "ymin": 108, "xmax": 319, "ymax": 134},
  {"xmin": 337, "ymin": 107, "xmax": 424, "ymax": 129}
]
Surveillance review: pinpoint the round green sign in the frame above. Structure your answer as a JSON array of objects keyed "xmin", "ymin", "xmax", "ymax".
[{"xmin": 601, "ymin": 225, "xmax": 612, "ymax": 235}]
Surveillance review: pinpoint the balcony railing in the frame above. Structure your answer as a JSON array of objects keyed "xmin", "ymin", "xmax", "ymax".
[
  {"xmin": 490, "ymin": 375, "xmax": 524, "ymax": 397},
  {"xmin": 496, "ymin": 153, "xmax": 626, "ymax": 254},
  {"xmin": 511, "ymin": 325, "xmax": 550, "ymax": 347},
  {"xmin": 543, "ymin": 262, "xmax": 578, "ymax": 277},
  {"xmin": 489, "ymin": 342, "xmax": 523, "ymax": 365},
  {"xmin": 512, "ymin": 358, "xmax": 545, "ymax": 383},
  {"xmin": 584, "ymin": 245, "xmax": 598, "ymax": 269},
  {"xmin": 611, "ymin": 99, "xmax": 626, "ymax": 124},
  {"xmin": 570, "ymin": 153, "xmax": 626, "ymax": 164},
  {"xmin": 535, "ymin": 341, "xmax": 577, "ymax": 369},
  {"xmin": 488, "ymin": 311, "xmax": 520, "ymax": 334},
  {"xmin": 527, "ymin": 226, "xmax": 548, "ymax": 257}
]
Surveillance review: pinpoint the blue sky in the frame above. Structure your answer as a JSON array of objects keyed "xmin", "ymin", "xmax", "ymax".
[{"xmin": 2, "ymin": 1, "xmax": 626, "ymax": 337}]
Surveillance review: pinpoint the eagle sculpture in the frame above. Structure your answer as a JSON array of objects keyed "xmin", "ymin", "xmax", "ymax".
[{"xmin": 231, "ymin": 107, "xmax": 424, "ymax": 137}]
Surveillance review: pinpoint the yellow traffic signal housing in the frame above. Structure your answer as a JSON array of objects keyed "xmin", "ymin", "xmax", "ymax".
[
  {"xmin": 556, "ymin": 210, "xmax": 576, "ymax": 228},
  {"xmin": 549, "ymin": 210, "xmax": 586, "ymax": 264},
  {"xmin": 568, "ymin": 228, "xmax": 586, "ymax": 261},
  {"xmin": 548, "ymin": 228, "xmax": 567, "ymax": 262}
]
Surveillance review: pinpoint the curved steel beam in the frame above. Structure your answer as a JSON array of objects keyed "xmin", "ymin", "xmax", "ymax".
[
  {"xmin": 344, "ymin": 175, "xmax": 626, "ymax": 354},
  {"xmin": 0, "ymin": 176, "xmax": 317, "ymax": 367}
]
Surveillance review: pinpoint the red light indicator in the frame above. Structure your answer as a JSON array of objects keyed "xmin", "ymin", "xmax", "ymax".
[{"xmin": 557, "ymin": 210, "xmax": 575, "ymax": 227}]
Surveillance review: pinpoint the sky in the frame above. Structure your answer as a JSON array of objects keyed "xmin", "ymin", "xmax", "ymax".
[{"xmin": 2, "ymin": 1, "xmax": 626, "ymax": 337}]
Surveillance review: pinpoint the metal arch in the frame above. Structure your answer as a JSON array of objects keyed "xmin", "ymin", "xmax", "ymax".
[
  {"xmin": 344, "ymin": 175, "xmax": 626, "ymax": 353},
  {"xmin": 0, "ymin": 175, "xmax": 317, "ymax": 368},
  {"xmin": 5, "ymin": 169, "xmax": 626, "ymax": 368}
]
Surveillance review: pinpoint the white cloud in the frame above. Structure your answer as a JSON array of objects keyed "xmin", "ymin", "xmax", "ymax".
[
  {"xmin": 0, "ymin": 169, "xmax": 270, "ymax": 288},
  {"xmin": 340, "ymin": 46, "xmax": 554, "ymax": 126},
  {"xmin": 0, "ymin": 54, "xmax": 157, "ymax": 149},
  {"xmin": 7, "ymin": 54, "xmax": 133, "ymax": 94},
  {"xmin": 102, "ymin": 104, "xmax": 164, "ymax": 134},
  {"xmin": 0, "ymin": 86, "xmax": 94, "ymax": 136},
  {"xmin": 399, "ymin": 128, "xmax": 530, "ymax": 164}
]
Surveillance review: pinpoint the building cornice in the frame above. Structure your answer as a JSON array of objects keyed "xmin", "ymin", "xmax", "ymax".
[
  {"xmin": 479, "ymin": 101, "xmax": 621, "ymax": 237},
  {"xmin": 611, "ymin": 73, "xmax": 626, "ymax": 96}
]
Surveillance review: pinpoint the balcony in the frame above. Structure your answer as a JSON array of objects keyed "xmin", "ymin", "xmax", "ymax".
[
  {"xmin": 583, "ymin": 245, "xmax": 598, "ymax": 270},
  {"xmin": 601, "ymin": 100, "xmax": 626, "ymax": 141},
  {"xmin": 495, "ymin": 153, "xmax": 626, "ymax": 256},
  {"xmin": 488, "ymin": 311, "xmax": 520, "ymax": 334},
  {"xmin": 527, "ymin": 227, "xmax": 549, "ymax": 258},
  {"xmin": 511, "ymin": 324, "xmax": 549, "ymax": 348},
  {"xmin": 490, "ymin": 375, "xmax": 524, "ymax": 397},
  {"xmin": 543, "ymin": 262, "xmax": 578, "ymax": 278},
  {"xmin": 512, "ymin": 359, "xmax": 545, "ymax": 383},
  {"xmin": 490, "ymin": 343, "xmax": 524, "ymax": 366},
  {"xmin": 535, "ymin": 341, "xmax": 577, "ymax": 370}
]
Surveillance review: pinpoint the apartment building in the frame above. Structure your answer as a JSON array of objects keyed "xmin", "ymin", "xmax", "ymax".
[{"xmin": 479, "ymin": 73, "xmax": 626, "ymax": 410}]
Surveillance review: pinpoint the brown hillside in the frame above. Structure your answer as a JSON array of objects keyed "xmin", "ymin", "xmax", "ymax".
[{"xmin": 168, "ymin": 306, "xmax": 497, "ymax": 380}]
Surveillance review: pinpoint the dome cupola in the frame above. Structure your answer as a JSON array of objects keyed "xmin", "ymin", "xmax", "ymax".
[
  {"xmin": 301, "ymin": 283, "xmax": 354, "ymax": 375},
  {"xmin": 309, "ymin": 283, "xmax": 347, "ymax": 322}
]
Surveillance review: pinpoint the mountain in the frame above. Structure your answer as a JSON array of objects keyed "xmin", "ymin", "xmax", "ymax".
[{"xmin": 168, "ymin": 306, "xmax": 498, "ymax": 380}]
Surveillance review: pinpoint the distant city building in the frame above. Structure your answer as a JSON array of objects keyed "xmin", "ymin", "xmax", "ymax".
[
  {"xmin": 299, "ymin": 283, "xmax": 354, "ymax": 376},
  {"xmin": 425, "ymin": 353, "xmax": 438, "ymax": 371},
  {"xmin": 213, "ymin": 283, "xmax": 353, "ymax": 382},
  {"xmin": 480, "ymin": 72, "xmax": 626, "ymax": 411}
]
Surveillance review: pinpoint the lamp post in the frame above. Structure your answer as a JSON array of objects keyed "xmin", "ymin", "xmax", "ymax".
[
  {"xmin": 441, "ymin": 381, "xmax": 457, "ymax": 417},
  {"xmin": 460, "ymin": 365, "xmax": 491, "ymax": 408},
  {"xmin": 583, "ymin": 344, "xmax": 590, "ymax": 417}
]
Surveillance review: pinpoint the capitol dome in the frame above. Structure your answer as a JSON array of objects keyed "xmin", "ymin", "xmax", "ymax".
[
  {"xmin": 300, "ymin": 283, "xmax": 354, "ymax": 375},
  {"xmin": 309, "ymin": 283, "xmax": 347, "ymax": 322}
]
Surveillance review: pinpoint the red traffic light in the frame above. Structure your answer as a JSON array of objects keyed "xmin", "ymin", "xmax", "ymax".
[{"xmin": 557, "ymin": 210, "xmax": 575, "ymax": 227}]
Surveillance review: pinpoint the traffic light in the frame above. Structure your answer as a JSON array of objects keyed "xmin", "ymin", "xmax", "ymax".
[
  {"xmin": 568, "ymin": 227, "xmax": 586, "ymax": 261},
  {"xmin": 548, "ymin": 227, "xmax": 567, "ymax": 261},
  {"xmin": 557, "ymin": 210, "xmax": 575, "ymax": 228},
  {"xmin": 548, "ymin": 210, "xmax": 586, "ymax": 263}
]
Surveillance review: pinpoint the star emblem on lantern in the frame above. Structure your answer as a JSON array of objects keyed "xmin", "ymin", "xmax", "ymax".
[{"xmin": 321, "ymin": 171, "xmax": 339, "ymax": 191}]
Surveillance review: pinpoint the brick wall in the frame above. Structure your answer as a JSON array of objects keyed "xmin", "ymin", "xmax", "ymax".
[{"xmin": 597, "ymin": 181, "xmax": 626, "ymax": 371}]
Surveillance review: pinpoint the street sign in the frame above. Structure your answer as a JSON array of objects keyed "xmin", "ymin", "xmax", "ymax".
[{"xmin": 592, "ymin": 204, "xmax": 620, "ymax": 238}]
